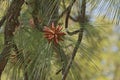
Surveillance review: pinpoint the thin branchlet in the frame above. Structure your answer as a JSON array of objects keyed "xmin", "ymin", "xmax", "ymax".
[{"xmin": 62, "ymin": 0, "xmax": 86, "ymax": 80}]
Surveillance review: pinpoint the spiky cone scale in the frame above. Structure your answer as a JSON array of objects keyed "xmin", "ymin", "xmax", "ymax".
[{"xmin": 43, "ymin": 22, "xmax": 65, "ymax": 44}]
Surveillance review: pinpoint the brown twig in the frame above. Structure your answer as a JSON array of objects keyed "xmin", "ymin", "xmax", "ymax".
[
  {"xmin": 64, "ymin": 0, "xmax": 80, "ymax": 36},
  {"xmin": 57, "ymin": 0, "xmax": 76, "ymax": 22},
  {"xmin": 62, "ymin": 0, "xmax": 86, "ymax": 80},
  {"xmin": 69, "ymin": 16, "xmax": 78, "ymax": 22},
  {"xmin": 62, "ymin": 28, "xmax": 83, "ymax": 80},
  {"xmin": 65, "ymin": 14, "xmax": 81, "ymax": 35},
  {"xmin": 66, "ymin": 29, "xmax": 81, "ymax": 36},
  {"xmin": 56, "ymin": 68, "xmax": 62, "ymax": 75},
  {"xmin": 59, "ymin": 0, "xmax": 78, "ymax": 23}
]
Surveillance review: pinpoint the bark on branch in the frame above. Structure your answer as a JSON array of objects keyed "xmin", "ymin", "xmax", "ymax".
[
  {"xmin": 0, "ymin": 0, "xmax": 24, "ymax": 79},
  {"xmin": 62, "ymin": 0, "xmax": 86, "ymax": 80}
]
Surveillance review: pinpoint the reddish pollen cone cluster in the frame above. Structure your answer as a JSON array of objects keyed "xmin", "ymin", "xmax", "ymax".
[{"xmin": 43, "ymin": 22, "xmax": 65, "ymax": 44}]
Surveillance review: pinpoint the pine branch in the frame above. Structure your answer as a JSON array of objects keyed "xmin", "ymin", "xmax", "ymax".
[
  {"xmin": 0, "ymin": 0, "xmax": 24, "ymax": 78},
  {"xmin": 62, "ymin": 28, "xmax": 83, "ymax": 80},
  {"xmin": 62, "ymin": 0, "xmax": 86, "ymax": 80},
  {"xmin": 64, "ymin": 0, "xmax": 80, "ymax": 36},
  {"xmin": 65, "ymin": 8, "xmax": 80, "ymax": 35},
  {"xmin": 57, "ymin": 0, "xmax": 76, "ymax": 21}
]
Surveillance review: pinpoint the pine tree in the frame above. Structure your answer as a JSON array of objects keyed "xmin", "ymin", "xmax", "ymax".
[{"xmin": 0, "ymin": 0, "xmax": 119, "ymax": 80}]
